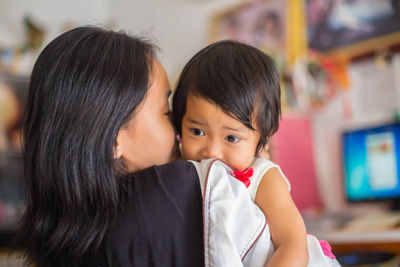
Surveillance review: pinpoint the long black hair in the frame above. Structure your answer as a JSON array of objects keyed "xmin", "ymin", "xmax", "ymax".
[
  {"xmin": 14, "ymin": 26, "xmax": 156, "ymax": 266},
  {"xmin": 172, "ymin": 40, "xmax": 281, "ymax": 152}
]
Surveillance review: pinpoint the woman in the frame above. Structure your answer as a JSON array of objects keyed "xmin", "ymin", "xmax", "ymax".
[{"xmin": 15, "ymin": 26, "xmax": 204, "ymax": 267}]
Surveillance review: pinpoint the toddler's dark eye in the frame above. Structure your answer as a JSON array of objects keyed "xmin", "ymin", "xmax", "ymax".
[
  {"xmin": 226, "ymin": 135, "xmax": 240, "ymax": 143},
  {"xmin": 190, "ymin": 128, "xmax": 205, "ymax": 136}
]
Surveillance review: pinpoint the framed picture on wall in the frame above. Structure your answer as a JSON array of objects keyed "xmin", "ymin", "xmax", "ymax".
[
  {"xmin": 306, "ymin": 0, "xmax": 400, "ymax": 58},
  {"xmin": 209, "ymin": 0, "xmax": 287, "ymax": 55}
]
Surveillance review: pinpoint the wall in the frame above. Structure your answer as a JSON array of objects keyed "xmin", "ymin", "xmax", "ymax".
[
  {"xmin": 2, "ymin": 0, "xmax": 399, "ymax": 213},
  {"xmin": 0, "ymin": 0, "xmax": 247, "ymax": 82},
  {"xmin": 271, "ymin": 114, "xmax": 323, "ymax": 211},
  {"xmin": 0, "ymin": 0, "xmax": 110, "ymax": 46},
  {"xmin": 0, "ymin": 0, "xmax": 111, "ymax": 75},
  {"xmin": 107, "ymin": 1, "xmax": 400, "ymax": 214},
  {"xmin": 311, "ymin": 53, "xmax": 400, "ymax": 212},
  {"xmin": 108, "ymin": 0, "xmax": 246, "ymax": 83}
]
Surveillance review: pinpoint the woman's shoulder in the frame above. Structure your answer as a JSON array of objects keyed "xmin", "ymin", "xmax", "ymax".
[
  {"xmin": 154, "ymin": 160, "xmax": 201, "ymax": 195},
  {"xmin": 156, "ymin": 160, "xmax": 198, "ymax": 177},
  {"xmin": 123, "ymin": 160, "xmax": 201, "ymax": 201},
  {"xmin": 131, "ymin": 159, "xmax": 195, "ymax": 174},
  {"xmin": 101, "ymin": 160, "xmax": 204, "ymax": 267},
  {"xmin": 129, "ymin": 160, "xmax": 198, "ymax": 185},
  {"xmin": 115, "ymin": 160, "xmax": 203, "ymax": 235}
]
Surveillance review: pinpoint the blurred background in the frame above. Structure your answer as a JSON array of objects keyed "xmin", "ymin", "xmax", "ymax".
[{"xmin": 1, "ymin": 0, "xmax": 400, "ymax": 266}]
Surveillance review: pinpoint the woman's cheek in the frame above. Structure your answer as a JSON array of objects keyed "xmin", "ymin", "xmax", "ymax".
[{"xmin": 165, "ymin": 120, "xmax": 176, "ymax": 152}]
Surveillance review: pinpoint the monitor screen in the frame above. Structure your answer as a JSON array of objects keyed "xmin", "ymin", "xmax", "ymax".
[{"xmin": 342, "ymin": 122, "xmax": 400, "ymax": 202}]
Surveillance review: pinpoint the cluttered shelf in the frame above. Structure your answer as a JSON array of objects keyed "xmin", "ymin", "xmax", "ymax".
[
  {"xmin": 0, "ymin": 149, "xmax": 24, "ymax": 249},
  {"xmin": 0, "ymin": 73, "xmax": 27, "ymax": 251}
]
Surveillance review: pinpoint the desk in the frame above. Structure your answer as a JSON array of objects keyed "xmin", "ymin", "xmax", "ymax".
[
  {"xmin": 0, "ymin": 217, "xmax": 18, "ymax": 248},
  {"xmin": 306, "ymin": 211, "xmax": 400, "ymax": 255},
  {"xmin": 318, "ymin": 229, "xmax": 400, "ymax": 254}
]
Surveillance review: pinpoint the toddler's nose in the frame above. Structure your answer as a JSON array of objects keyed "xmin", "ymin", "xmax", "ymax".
[{"xmin": 202, "ymin": 144, "xmax": 223, "ymax": 160}]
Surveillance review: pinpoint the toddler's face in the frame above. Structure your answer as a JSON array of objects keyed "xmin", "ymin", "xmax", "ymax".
[{"xmin": 181, "ymin": 94, "xmax": 260, "ymax": 171}]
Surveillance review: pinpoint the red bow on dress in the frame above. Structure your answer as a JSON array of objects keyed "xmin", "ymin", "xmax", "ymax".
[{"xmin": 233, "ymin": 168, "xmax": 253, "ymax": 188}]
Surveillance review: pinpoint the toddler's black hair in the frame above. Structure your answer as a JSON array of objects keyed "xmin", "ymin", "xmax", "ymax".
[{"xmin": 172, "ymin": 40, "xmax": 281, "ymax": 152}]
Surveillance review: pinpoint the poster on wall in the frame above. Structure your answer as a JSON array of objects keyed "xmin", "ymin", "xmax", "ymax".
[
  {"xmin": 306, "ymin": 0, "xmax": 400, "ymax": 58},
  {"xmin": 348, "ymin": 54, "xmax": 399, "ymax": 120},
  {"xmin": 210, "ymin": 0, "xmax": 287, "ymax": 55}
]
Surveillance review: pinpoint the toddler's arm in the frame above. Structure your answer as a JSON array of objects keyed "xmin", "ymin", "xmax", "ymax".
[{"xmin": 255, "ymin": 168, "xmax": 308, "ymax": 267}]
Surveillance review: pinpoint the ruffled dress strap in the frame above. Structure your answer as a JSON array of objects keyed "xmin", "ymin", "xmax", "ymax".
[{"xmin": 247, "ymin": 158, "xmax": 291, "ymax": 202}]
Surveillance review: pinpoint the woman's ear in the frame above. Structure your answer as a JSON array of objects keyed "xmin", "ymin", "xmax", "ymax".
[
  {"xmin": 114, "ymin": 146, "xmax": 122, "ymax": 159},
  {"xmin": 114, "ymin": 147, "xmax": 122, "ymax": 159},
  {"xmin": 114, "ymin": 132, "xmax": 124, "ymax": 159}
]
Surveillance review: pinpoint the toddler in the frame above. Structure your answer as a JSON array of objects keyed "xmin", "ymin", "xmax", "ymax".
[{"xmin": 172, "ymin": 40, "xmax": 340, "ymax": 267}]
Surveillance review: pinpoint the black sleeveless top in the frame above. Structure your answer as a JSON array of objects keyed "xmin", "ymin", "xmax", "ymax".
[{"xmin": 97, "ymin": 160, "xmax": 204, "ymax": 267}]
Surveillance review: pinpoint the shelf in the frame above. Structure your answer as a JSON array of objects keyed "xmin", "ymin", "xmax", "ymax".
[{"xmin": 0, "ymin": 150, "xmax": 22, "ymax": 156}]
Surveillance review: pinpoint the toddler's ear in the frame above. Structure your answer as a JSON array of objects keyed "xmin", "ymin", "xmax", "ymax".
[
  {"xmin": 176, "ymin": 134, "xmax": 183, "ymax": 159},
  {"xmin": 176, "ymin": 134, "xmax": 182, "ymax": 143},
  {"xmin": 257, "ymin": 143, "xmax": 270, "ymax": 160}
]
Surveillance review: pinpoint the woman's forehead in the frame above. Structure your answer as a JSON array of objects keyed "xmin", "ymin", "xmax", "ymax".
[{"xmin": 146, "ymin": 60, "xmax": 170, "ymax": 104}]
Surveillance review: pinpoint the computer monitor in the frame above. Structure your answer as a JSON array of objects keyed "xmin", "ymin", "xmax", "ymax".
[{"xmin": 341, "ymin": 121, "xmax": 400, "ymax": 210}]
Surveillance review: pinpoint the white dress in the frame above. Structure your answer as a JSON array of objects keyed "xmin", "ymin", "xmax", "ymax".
[
  {"xmin": 190, "ymin": 158, "xmax": 341, "ymax": 267},
  {"xmin": 247, "ymin": 157, "xmax": 291, "ymax": 202}
]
